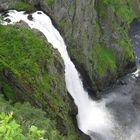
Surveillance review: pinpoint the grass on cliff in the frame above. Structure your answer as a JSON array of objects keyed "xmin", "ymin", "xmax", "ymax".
[
  {"xmin": 0, "ymin": 24, "xmax": 52, "ymax": 81},
  {"xmin": 0, "ymin": 24, "xmax": 67, "ymax": 117},
  {"xmin": 0, "ymin": 24, "xmax": 78, "ymax": 139},
  {"xmin": 119, "ymin": 31, "xmax": 135, "ymax": 60},
  {"xmin": 14, "ymin": 1, "xmax": 33, "ymax": 11},
  {"xmin": 45, "ymin": 0, "xmax": 55, "ymax": 7},
  {"xmin": 9, "ymin": 0, "xmax": 34, "ymax": 11},
  {"xmin": 97, "ymin": 0, "xmax": 135, "ymax": 74},
  {"xmin": 102, "ymin": 0, "xmax": 136, "ymax": 24},
  {"xmin": 0, "ymin": 24, "xmax": 61, "ymax": 116},
  {"xmin": 91, "ymin": 44, "xmax": 117, "ymax": 76},
  {"xmin": 0, "ymin": 95, "xmax": 67, "ymax": 140}
]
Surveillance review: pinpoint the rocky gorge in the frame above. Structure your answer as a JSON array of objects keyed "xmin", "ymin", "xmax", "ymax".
[{"xmin": 0, "ymin": 0, "xmax": 140, "ymax": 140}]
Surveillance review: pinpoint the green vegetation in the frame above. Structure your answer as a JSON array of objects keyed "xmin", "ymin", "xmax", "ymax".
[
  {"xmin": 0, "ymin": 96, "xmax": 67, "ymax": 140},
  {"xmin": 0, "ymin": 112, "xmax": 47, "ymax": 140},
  {"xmin": 102, "ymin": 0, "xmax": 136, "ymax": 25},
  {"xmin": 0, "ymin": 24, "xmax": 52, "ymax": 85},
  {"xmin": 15, "ymin": 1, "xmax": 33, "ymax": 10},
  {"xmin": 118, "ymin": 31, "xmax": 135, "ymax": 61},
  {"xmin": 0, "ymin": 80, "xmax": 16, "ymax": 101},
  {"xmin": 59, "ymin": 17, "xmax": 67, "ymax": 28},
  {"xmin": 14, "ymin": 1, "xmax": 33, "ymax": 11},
  {"xmin": 69, "ymin": 47, "xmax": 87, "ymax": 63},
  {"xmin": 46, "ymin": 0, "xmax": 55, "ymax": 7},
  {"xmin": 91, "ymin": 44, "xmax": 117, "ymax": 75},
  {"xmin": 96, "ymin": 0, "xmax": 136, "ymax": 73},
  {"xmin": 0, "ymin": 24, "xmax": 79, "ymax": 139}
]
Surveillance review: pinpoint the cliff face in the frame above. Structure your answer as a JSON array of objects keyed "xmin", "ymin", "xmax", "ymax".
[
  {"xmin": 0, "ymin": 0, "xmax": 140, "ymax": 94},
  {"xmin": 39, "ymin": 0, "xmax": 140, "ymax": 95}
]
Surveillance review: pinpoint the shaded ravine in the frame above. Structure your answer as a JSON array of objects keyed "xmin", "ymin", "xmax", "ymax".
[
  {"xmin": 1, "ymin": 10, "xmax": 140, "ymax": 140},
  {"xmin": 129, "ymin": 18, "xmax": 140, "ymax": 68}
]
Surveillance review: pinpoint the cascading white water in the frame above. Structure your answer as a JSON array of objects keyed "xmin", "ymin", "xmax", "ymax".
[{"xmin": 1, "ymin": 10, "xmax": 115, "ymax": 139}]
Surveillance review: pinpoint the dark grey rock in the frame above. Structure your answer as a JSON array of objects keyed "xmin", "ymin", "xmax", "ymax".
[
  {"xmin": 4, "ymin": 18, "xmax": 11, "ymax": 23},
  {"xmin": 27, "ymin": 14, "xmax": 33, "ymax": 20}
]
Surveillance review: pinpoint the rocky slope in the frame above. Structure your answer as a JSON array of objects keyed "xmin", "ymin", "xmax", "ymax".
[{"xmin": 0, "ymin": 21, "xmax": 90, "ymax": 139}]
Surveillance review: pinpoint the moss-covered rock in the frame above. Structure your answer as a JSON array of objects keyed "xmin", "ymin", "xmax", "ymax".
[
  {"xmin": 0, "ymin": 0, "xmax": 34, "ymax": 11},
  {"xmin": 92, "ymin": 0, "xmax": 137, "ymax": 92},
  {"xmin": 0, "ymin": 23, "xmax": 86, "ymax": 139}
]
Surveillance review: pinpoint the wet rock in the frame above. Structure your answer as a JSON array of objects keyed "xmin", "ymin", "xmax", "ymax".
[
  {"xmin": 132, "ymin": 78, "xmax": 140, "ymax": 108},
  {"xmin": 117, "ymin": 79, "xmax": 128, "ymax": 85},
  {"xmin": 27, "ymin": 14, "xmax": 33, "ymax": 21},
  {"xmin": 37, "ymin": 11, "xmax": 42, "ymax": 14},
  {"xmin": 4, "ymin": 18, "xmax": 11, "ymax": 23},
  {"xmin": 80, "ymin": 131, "xmax": 91, "ymax": 140},
  {"xmin": 89, "ymin": 131, "xmax": 104, "ymax": 140}
]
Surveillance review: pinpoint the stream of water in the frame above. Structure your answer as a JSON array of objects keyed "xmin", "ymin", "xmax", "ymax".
[{"xmin": 1, "ymin": 10, "xmax": 140, "ymax": 140}]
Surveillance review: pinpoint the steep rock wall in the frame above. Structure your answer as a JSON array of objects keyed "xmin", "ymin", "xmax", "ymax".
[{"xmin": 39, "ymin": 0, "xmax": 140, "ymax": 95}]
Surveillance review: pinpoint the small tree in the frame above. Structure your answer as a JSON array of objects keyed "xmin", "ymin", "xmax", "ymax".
[{"xmin": 0, "ymin": 112, "xmax": 48, "ymax": 140}]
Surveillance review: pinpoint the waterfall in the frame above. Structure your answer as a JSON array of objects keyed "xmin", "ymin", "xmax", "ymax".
[{"xmin": 1, "ymin": 10, "xmax": 118, "ymax": 139}]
